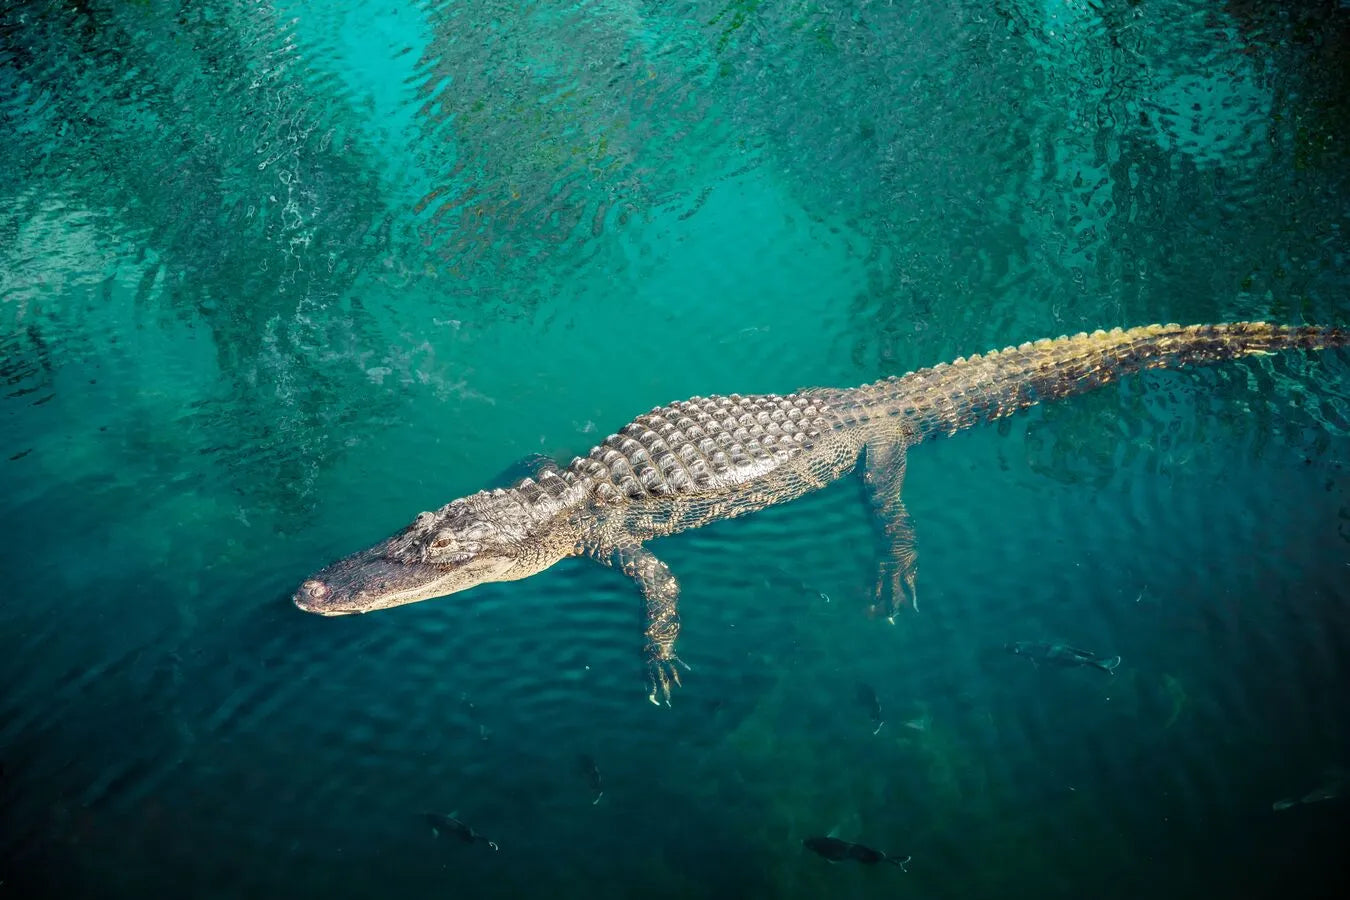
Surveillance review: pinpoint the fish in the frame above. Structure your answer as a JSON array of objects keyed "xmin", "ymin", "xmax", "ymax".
[
  {"xmin": 1301, "ymin": 785, "xmax": 1341, "ymax": 805},
  {"xmin": 421, "ymin": 812, "xmax": 499, "ymax": 851},
  {"xmin": 578, "ymin": 753, "xmax": 604, "ymax": 805},
  {"xmin": 1272, "ymin": 786, "xmax": 1343, "ymax": 812},
  {"xmin": 1006, "ymin": 641, "xmax": 1120, "ymax": 673},
  {"xmin": 1273, "ymin": 766, "xmax": 1350, "ymax": 812},
  {"xmin": 856, "ymin": 684, "xmax": 885, "ymax": 734},
  {"xmin": 902, "ymin": 712, "xmax": 931, "ymax": 732},
  {"xmin": 803, "ymin": 836, "xmax": 910, "ymax": 870}
]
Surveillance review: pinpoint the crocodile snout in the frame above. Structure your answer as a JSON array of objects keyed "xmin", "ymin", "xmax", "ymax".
[
  {"xmin": 294, "ymin": 579, "xmax": 334, "ymax": 613},
  {"xmin": 294, "ymin": 539, "xmax": 506, "ymax": 615}
]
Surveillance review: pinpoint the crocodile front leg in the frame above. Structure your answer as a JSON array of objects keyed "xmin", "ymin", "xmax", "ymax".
[
  {"xmin": 863, "ymin": 441, "xmax": 919, "ymax": 619},
  {"xmin": 601, "ymin": 544, "xmax": 689, "ymax": 705}
]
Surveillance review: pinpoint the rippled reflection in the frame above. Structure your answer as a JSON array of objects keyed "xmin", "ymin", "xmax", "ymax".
[
  {"xmin": 410, "ymin": 1, "xmax": 727, "ymax": 291},
  {"xmin": 688, "ymin": 0, "xmax": 1350, "ymax": 369},
  {"xmin": 2, "ymin": 2, "xmax": 1348, "ymax": 899},
  {"xmin": 2, "ymin": 2, "xmax": 404, "ymax": 519}
]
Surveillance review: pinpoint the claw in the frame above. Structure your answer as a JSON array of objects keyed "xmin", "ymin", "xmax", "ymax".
[
  {"xmin": 899, "ymin": 565, "xmax": 919, "ymax": 614},
  {"xmin": 875, "ymin": 560, "xmax": 919, "ymax": 619},
  {"xmin": 646, "ymin": 654, "xmax": 686, "ymax": 706}
]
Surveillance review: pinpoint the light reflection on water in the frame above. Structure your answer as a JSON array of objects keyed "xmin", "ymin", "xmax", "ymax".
[{"xmin": 1, "ymin": 1, "xmax": 1349, "ymax": 898}]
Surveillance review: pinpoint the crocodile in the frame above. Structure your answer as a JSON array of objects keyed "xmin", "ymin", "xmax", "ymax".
[{"xmin": 294, "ymin": 322, "xmax": 1347, "ymax": 703}]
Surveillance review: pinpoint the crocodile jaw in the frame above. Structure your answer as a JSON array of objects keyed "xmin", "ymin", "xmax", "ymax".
[{"xmin": 293, "ymin": 544, "xmax": 514, "ymax": 615}]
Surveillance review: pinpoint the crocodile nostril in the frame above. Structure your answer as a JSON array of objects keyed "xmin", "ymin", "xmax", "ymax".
[{"xmin": 301, "ymin": 579, "xmax": 330, "ymax": 600}]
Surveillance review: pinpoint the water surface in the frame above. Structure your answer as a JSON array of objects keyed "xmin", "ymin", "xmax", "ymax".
[{"xmin": 2, "ymin": 1, "xmax": 1349, "ymax": 897}]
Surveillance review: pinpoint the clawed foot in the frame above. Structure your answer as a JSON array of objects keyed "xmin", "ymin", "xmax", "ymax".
[
  {"xmin": 896, "ymin": 564, "xmax": 918, "ymax": 615},
  {"xmin": 874, "ymin": 562, "xmax": 919, "ymax": 621},
  {"xmin": 647, "ymin": 653, "xmax": 691, "ymax": 706}
]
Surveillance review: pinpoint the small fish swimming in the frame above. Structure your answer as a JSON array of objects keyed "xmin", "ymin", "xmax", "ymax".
[
  {"xmin": 578, "ymin": 753, "xmax": 604, "ymax": 805},
  {"xmin": 1301, "ymin": 785, "xmax": 1342, "ymax": 804},
  {"xmin": 803, "ymin": 836, "xmax": 910, "ymax": 870},
  {"xmin": 1272, "ymin": 787, "xmax": 1342, "ymax": 812},
  {"xmin": 1006, "ymin": 641, "xmax": 1120, "ymax": 673},
  {"xmin": 1272, "ymin": 767, "xmax": 1349, "ymax": 812},
  {"xmin": 902, "ymin": 711, "xmax": 931, "ymax": 732},
  {"xmin": 856, "ymin": 684, "xmax": 884, "ymax": 734},
  {"xmin": 422, "ymin": 812, "xmax": 499, "ymax": 851}
]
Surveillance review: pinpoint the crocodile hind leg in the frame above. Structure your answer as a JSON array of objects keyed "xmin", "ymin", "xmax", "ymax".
[
  {"xmin": 603, "ymin": 544, "xmax": 690, "ymax": 705},
  {"xmin": 863, "ymin": 441, "xmax": 919, "ymax": 619}
]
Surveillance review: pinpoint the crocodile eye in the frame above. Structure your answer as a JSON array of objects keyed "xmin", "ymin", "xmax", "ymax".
[{"xmin": 430, "ymin": 536, "xmax": 457, "ymax": 551}]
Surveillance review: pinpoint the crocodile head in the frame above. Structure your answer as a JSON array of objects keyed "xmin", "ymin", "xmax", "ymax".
[{"xmin": 293, "ymin": 489, "xmax": 560, "ymax": 616}]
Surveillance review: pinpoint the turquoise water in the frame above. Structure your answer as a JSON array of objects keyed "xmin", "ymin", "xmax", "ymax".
[{"xmin": 3, "ymin": 1, "xmax": 1350, "ymax": 897}]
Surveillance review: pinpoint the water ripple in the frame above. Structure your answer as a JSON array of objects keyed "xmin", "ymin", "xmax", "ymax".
[{"xmin": 3, "ymin": 1, "xmax": 1349, "ymax": 898}]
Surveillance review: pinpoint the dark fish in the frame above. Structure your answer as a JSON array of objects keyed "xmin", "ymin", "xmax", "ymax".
[
  {"xmin": 1272, "ymin": 768, "xmax": 1349, "ymax": 811},
  {"xmin": 578, "ymin": 753, "xmax": 603, "ymax": 805},
  {"xmin": 856, "ymin": 683, "xmax": 884, "ymax": 734},
  {"xmin": 421, "ymin": 812, "xmax": 499, "ymax": 851},
  {"xmin": 1006, "ymin": 641, "xmax": 1120, "ymax": 673},
  {"xmin": 1301, "ymin": 785, "xmax": 1342, "ymax": 805},
  {"xmin": 803, "ymin": 836, "xmax": 910, "ymax": 870}
]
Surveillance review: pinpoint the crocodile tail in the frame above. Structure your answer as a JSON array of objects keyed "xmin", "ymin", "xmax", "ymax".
[{"xmin": 862, "ymin": 322, "xmax": 1347, "ymax": 441}]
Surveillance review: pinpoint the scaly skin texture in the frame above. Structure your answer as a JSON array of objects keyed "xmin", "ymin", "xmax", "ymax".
[{"xmin": 295, "ymin": 322, "xmax": 1347, "ymax": 703}]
